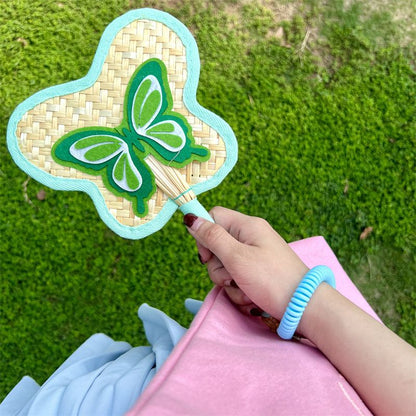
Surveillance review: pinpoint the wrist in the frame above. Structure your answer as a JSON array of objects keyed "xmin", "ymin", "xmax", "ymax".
[
  {"xmin": 297, "ymin": 282, "xmax": 337, "ymax": 342},
  {"xmin": 270, "ymin": 263, "xmax": 309, "ymax": 320},
  {"xmin": 276, "ymin": 265, "xmax": 336, "ymax": 340}
]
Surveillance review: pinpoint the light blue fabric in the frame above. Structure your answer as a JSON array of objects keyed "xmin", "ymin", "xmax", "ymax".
[
  {"xmin": 184, "ymin": 298, "xmax": 203, "ymax": 315},
  {"xmin": 0, "ymin": 302, "xmax": 195, "ymax": 416}
]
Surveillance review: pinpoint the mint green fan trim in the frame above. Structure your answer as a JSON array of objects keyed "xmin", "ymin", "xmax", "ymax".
[
  {"xmin": 7, "ymin": 8, "xmax": 237, "ymax": 239},
  {"xmin": 179, "ymin": 199, "xmax": 214, "ymax": 223}
]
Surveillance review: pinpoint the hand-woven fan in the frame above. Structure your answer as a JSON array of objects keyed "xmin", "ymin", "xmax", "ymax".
[{"xmin": 7, "ymin": 8, "xmax": 237, "ymax": 239}]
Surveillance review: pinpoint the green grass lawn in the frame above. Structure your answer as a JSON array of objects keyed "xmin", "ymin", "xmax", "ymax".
[{"xmin": 0, "ymin": 0, "xmax": 415, "ymax": 400}]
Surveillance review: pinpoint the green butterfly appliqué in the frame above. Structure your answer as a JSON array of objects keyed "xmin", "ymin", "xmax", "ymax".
[{"xmin": 52, "ymin": 59, "xmax": 210, "ymax": 217}]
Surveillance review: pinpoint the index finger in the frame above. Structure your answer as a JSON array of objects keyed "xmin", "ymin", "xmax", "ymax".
[{"xmin": 209, "ymin": 206, "xmax": 279, "ymax": 247}]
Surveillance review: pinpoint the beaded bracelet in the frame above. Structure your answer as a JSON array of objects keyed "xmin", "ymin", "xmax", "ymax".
[{"xmin": 277, "ymin": 265, "xmax": 336, "ymax": 340}]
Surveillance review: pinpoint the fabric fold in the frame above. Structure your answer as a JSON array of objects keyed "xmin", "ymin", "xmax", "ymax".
[
  {"xmin": 127, "ymin": 236, "xmax": 378, "ymax": 415},
  {"xmin": 0, "ymin": 305, "xmax": 187, "ymax": 416},
  {"xmin": 1, "ymin": 236, "xmax": 380, "ymax": 416}
]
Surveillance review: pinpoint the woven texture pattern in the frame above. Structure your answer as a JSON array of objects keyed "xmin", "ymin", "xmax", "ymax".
[{"xmin": 16, "ymin": 20, "xmax": 226, "ymax": 227}]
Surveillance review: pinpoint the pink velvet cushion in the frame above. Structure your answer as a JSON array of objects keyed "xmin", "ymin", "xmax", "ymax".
[{"xmin": 127, "ymin": 236, "xmax": 377, "ymax": 415}]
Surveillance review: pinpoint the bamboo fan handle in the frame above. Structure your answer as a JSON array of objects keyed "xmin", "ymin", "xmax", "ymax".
[{"xmin": 145, "ymin": 155, "xmax": 214, "ymax": 223}]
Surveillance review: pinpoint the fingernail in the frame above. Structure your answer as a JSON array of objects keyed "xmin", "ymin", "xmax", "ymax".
[
  {"xmin": 198, "ymin": 253, "xmax": 206, "ymax": 264},
  {"xmin": 250, "ymin": 308, "xmax": 263, "ymax": 316},
  {"xmin": 183, "ymin": 213, "xmax": 198, "ymax": 228}
]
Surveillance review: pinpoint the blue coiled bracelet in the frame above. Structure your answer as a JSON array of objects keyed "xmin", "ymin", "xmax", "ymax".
[{"xmin": 277, "ymin": 265, "xmax": 336, "ymax": 340}]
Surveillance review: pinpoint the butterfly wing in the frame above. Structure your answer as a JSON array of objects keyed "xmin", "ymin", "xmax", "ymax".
[
  {"xmin": 125, "ymin": 59, "xmax": 210, "ymax": 166},
  {"xmin": 52, "ymin": 128, "xmax": 154, "ymax": 215}
]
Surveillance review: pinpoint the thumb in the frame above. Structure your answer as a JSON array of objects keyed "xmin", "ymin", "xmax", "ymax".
[{"xmin": 184, "ymin": 214, "xmax": 241, "ymax": 265}]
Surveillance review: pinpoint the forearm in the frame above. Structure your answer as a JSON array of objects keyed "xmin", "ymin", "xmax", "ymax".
[
  {"xmin": 186, "ymin": 210, "xmax": 416, "ymax": 413},
  {"xmin": 299, "ymin": 284, "xmax": 416, "ymax": 415}
]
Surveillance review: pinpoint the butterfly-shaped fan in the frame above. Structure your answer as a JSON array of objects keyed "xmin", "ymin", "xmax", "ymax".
[{"xmin": 7, "ymin": 9, "xmax": 237, "ymax": 239}]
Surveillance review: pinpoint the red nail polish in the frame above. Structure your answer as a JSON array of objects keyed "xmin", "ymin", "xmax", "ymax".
[
  {"xmin": 250, "ymin": 308, "xmax": 263, "ymax": 316},
  {"xmin": 183, "ymin": 213, "xmax": 198, "ymax": 228},
  {"xmin": 198, "ymin": 253, "xmax": 206, "ymax": 264}
]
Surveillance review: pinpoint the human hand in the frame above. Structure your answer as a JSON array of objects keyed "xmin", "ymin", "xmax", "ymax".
[
  {"xmin": 186, "ymin": 208, "xmax": 416, "ymax": 416},
  {"xmin": 184, "ymin": 206, "xmax": 309, "ymax": 320}
]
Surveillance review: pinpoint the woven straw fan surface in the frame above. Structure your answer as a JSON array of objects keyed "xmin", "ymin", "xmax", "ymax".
[{"xmin": 9, "ymin": 10, "xmax": 237, "ymax": 238}]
